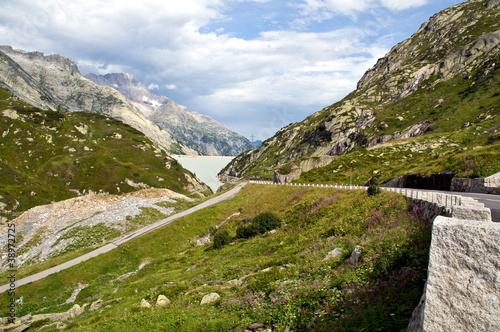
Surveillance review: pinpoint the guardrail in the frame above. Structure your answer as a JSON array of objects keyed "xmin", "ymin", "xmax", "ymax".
[{"xmin": 248, "ymin": 180, "xmax": 492, "ymax": 222}]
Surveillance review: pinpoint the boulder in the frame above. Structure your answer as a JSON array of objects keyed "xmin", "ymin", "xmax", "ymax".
[
  {"xmin": 156, "ymin": 295, "xmax": 171, "ymax": 308},
  {"xmin": 322, "ymin": 248, "xmax": 343, "ymax": 261},
  {"xmin": 200, "ymin": 293, "xmax": 220, "ymax": 305},
  {"xmin": 139, "ymin": 299, "xmax": 152, "ymax": 309},
  {"xmin": 246, "ymin": 323, "xmax": 266, "ymax": 331},
  {"xmin": 348, "ymin": 245, "xmax": 362, "ymax": 267}
]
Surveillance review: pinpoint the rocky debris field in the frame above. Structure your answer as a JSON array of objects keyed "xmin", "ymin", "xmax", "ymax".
[{"xmin": 0, "ymin": 188, "xmax": 191, "ymax": 269}]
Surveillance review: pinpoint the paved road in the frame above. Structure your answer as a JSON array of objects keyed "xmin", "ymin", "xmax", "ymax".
[{"xmin": 0, "ymin": 182, "xmax": 247, "ymax": 294}]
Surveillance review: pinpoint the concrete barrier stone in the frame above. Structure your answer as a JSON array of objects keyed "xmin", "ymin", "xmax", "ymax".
[
  {"xmin": 419, "ymin": 217, "xmax": 500, "ymax": 332},
  {"xmin": 451, "ymin": 205, "xmax": 492, "ymax": 221}
]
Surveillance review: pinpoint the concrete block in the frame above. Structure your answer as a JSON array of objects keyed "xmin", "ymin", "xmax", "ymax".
[
  {"xmin": 421, "ymin": 217, "xmax": 500, "ymax": 332},
  {"xmin": 451, "ymin": 205, "xmax": 491, "ymax": 221}
]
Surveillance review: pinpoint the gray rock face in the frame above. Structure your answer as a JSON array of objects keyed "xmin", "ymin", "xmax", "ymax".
[
  {"xmin": 221, "ymin": 0, "xmax": 500, "ymax": 180},
  {"xmin": 0, "ymin": 46, "xmax": 194, "ymax": 155},
  {"xmin": 421, "ymin": 217, "xmax": 500, "ymax": 332},
  {"xmin": 86, "ymin": 73, "xmax": 253, "ymax": 156}
]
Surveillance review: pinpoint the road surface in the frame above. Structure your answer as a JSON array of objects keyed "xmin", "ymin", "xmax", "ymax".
[{"xmin": 0, "ymin": 182, "xmax": 247, "ymax": 294}]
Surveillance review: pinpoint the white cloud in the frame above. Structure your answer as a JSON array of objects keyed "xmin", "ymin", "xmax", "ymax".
[
  {"xmin": 0, "ymin": 0, "xmax": 455, "ymax": 139},
  {"xmin": 380, "ymin": 0, "xmax": 429, "ymax": 11},
  {"xmin": 148, "ymin": 83, "xmax": 160, "ymax": 90}
]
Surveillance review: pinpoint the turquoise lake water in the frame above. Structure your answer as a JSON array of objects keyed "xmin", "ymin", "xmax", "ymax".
[{"xmin": 173, "ymin": 156, "xmax": 234, "ymax": 192}]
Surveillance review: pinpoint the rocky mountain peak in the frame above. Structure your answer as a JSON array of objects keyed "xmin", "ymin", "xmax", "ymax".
[
  {"xmin": 356, "ymin": 0, "xmax": 499, "ymax": 102},
  {"xmin": 221, "ymin": 0, "xmax": 500, "ymax": 183},
  {"xmin": 0, "ymin": 45, "xmax": 80, "ymax": 75},
  {"xmin": 0, "ymin": 46, "xmax": 196, "ymax": 155},
  {"xmin": 87, "ymin": 72, "xmax": 253, "ymax": 156}
]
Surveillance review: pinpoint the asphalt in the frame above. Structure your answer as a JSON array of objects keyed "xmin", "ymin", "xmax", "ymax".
[{"xmin": 0, "ymin": 182, "xmax": 247, "ymax": 294}]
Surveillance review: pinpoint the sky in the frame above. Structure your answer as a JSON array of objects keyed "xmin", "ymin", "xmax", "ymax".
[{"xmin": 0, "ymin": 0, "xmax": 464, "ymax": 140}]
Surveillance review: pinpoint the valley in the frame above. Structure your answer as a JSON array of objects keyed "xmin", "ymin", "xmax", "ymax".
[{"xmin": 0, "ymin": 0, "xmax": 499, "ymax": 331}]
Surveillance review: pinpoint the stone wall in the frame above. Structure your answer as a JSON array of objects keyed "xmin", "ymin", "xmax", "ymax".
[
  {"xmin": 382, "ymin": 187, "xmax": 492, "ymax": 223},
  {"xmin": 449, "ymin": 172, "xmax": 500, "ymax": 194}
]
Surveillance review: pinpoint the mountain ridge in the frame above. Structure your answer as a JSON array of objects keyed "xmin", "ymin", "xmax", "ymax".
[
  {"xmin": 85, "ymin": 72, "xmax": 254, "ymax": 156},
  {"xmin": 0, "ymin": 46, "xmax": 196, "ymax": 155},
  {"xmin": 221, "ymin": 0, "xmax": 500, "ymax": 184}
]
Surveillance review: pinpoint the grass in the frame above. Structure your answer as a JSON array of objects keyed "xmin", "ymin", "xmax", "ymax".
[
  {"xmin": 0, "ymin": 88, "xmax": 211, "ymax": 221},
  {"xmin": 220, "ymin": 0, "xmax": 500, "ymax": 183},
  {"xmin": 0, "ymin": 196, "xmax": 208, "ymax": 281},
  {"xmin": 1, "ymin": 184, "xmax": 431, "ymax": 331},
  {"xmin": 298, "ymin": 124, "xmax": 500, "ymax": 186}
]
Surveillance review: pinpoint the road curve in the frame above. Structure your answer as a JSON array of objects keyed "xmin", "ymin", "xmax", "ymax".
[{"xmin": 0, "ymin": 182, "xmax": 247, "ymax": 294}]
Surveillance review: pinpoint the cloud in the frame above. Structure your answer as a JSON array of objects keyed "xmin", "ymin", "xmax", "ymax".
[
  {"xmin": 0, "ymin": 0, "xmax": 455, "ymax": 139},
  {"xmin": 148, "ymin": 83, "xmax": 160, "ymax": 90},
  {"xmin": 380, "ymin": 0, "xmax": 429, "ymax": 11}
]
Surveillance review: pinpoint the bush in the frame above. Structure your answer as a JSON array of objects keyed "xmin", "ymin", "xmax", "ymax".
[
  {"xmin": 236, "ymin": 223, "xmax": 259, "ymax": 239},
  {"xmin": 367, "ymin": 184, "xmax": 381, "ymax": 196},
  {"xmin": 213, "ymin": 229, "xmax": 232, "ymax": 249},
  {"xmin": 253, "ymin": 212, "xmax": 282, "ymax": 233},
  {"xmin": 236, "ymin": 212, "xmax": 282, "ymax": 239}
]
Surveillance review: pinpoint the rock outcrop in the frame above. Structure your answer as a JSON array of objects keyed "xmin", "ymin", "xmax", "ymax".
[{"xmin": 200, "ymin": 293, "xmax": 220, "ymax": 305}]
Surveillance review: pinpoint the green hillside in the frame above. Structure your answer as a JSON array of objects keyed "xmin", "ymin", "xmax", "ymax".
[
  {"xmin": 0, "ymin": 88, "xmax": 211, "ymax": 221},
  {"xmin": 221, "ymin": 0, "xmax": 500, "ymax": 184},
  {"xmin": 0, "ymin": 184, "xmax": 430, "ymax": 331}
]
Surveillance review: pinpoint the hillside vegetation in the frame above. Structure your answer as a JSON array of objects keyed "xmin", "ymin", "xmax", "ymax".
[
  {"xmin": 221, "ymin": 0, "xmax": 500, "ymax": 184},
  {"xmin": 1, "ymin": 184, "xmax": 430, "ymax": 331},
  {"xmin": 0, "ymin": 88, "xmax": 211, "ymax": 221}
]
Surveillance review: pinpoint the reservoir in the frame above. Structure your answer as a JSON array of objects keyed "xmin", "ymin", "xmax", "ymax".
[{"xmin": 173, "ymin": 155, "xmax": 234, "ymax": 192}]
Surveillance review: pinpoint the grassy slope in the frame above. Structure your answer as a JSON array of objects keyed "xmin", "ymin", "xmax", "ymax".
[
  {"xmin": 1, "ymin": 184, "xmax": 430, "ymax": 331},
  {"xmin": 0, "ymin": 88, "xmax": 211, "ymax": 220},
  {"xmin": 238, "ymin": 57, "xmax": 500, "ymax": 184},
  {"xmin": 223, "ymin": 0, "xmax": 500, "ymax": 182}
]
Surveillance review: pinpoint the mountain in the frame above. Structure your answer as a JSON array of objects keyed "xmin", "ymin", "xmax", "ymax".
[
  {"xmin": 0, "ymin": 46, "xmax": 196, "ymax": 155},
  {"xmin": 86, "ymin": 73, "xmax": 254, "ymax": 156},
  {"xmin": 221, "ymin": 0, "xmax": 500, "ymax": 184},
  {"xmin": 0, "ymin": 88, "xmax": 211, "ymax": 222}
]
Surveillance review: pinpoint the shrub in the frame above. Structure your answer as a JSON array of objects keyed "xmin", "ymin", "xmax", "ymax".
[
  {"xmin": 213, "ymin": 229, "xmax": 232, "ymax": 249},
  {"xmin": 236, "ymin": 212, "xmax": 282, "ymax": 239},
  {"xmin": 253, "ymin": 212, "xmax": 282, "ymax": 233},
  {"xmin": 367, "ymin": 184, "xmax": 381, "ymax": 196},
  {"xmin": 236, "ymin": 223, "xmax": 260, "ymax": 239}
]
